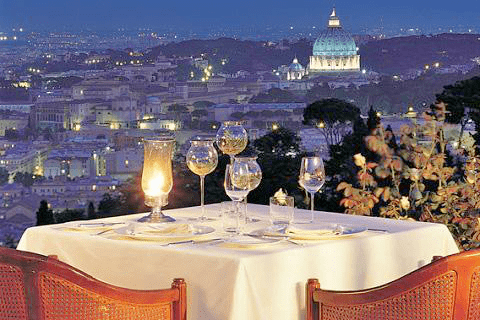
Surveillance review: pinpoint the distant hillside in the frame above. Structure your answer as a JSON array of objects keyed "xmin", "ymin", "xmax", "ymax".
[
  {"xmin": 360, "ymin": 33, "xmax": 480, "ymax": 74},
  {"xmin": 148, "ymin": 38, "xmax": 313, "ymax": 73},
  {"xmin": 149, "ymin": 34, "xmax": 480, "ymax": 76}
]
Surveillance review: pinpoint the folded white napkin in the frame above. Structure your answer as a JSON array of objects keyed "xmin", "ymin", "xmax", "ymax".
[
  {"xmin": 285, "ymin": 226, "xmax": 338, "ymax": 240},
  {"xmin": 141, "ymin": 223, "xmax": 193, "ymax": 235}
]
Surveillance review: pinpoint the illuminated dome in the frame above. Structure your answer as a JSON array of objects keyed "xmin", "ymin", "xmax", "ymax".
[
  {"xmin": 309, "ymin": 8, "xmax": 360, "ymax": 73},
  {"xmin": 312, "ymin": 28, "xmax": 357, "ymax": 56},
  {"xmin": 287, "ymin": 57, "xmax": 306, "ymax": 80},
  {"xmin": 289, "ymin": 57, "xmax": 304, "ymax": 71}
]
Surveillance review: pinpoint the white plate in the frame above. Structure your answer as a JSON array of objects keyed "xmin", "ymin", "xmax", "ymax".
[
  {"xmin": 58, "ymin": 221, "xmax": 125, "ymax": 232},
  {"xmin": 250, "ymin": 224, "xmax": 367, "ymax": 240},
  {"xmin": 114, "ymin": 223, "xmax": 215, "ymax": 241},
  {"xmin": 221, "ymin": 235, "xmax": 281, "ymax": 249},
  {"xmin": 285, "ymin": 223, "xmax": 367, "ymax": 240}
]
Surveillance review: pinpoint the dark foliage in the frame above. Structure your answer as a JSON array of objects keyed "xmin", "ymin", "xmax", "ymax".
[
  {"xmin": 97, "ymin": 193, "xmax": 122, "ymax": 217},
  {"xmin": 0, "ymin": 168, "xmax": 9, "ymax": 186},
  {"xmin": 303, "ymin": 98, "xmax": 361, "ymax": 146},
  {"xmin": 367, "ymin": 106, "xmax": 381, "ymax": 131},
  {"xmin": 87, "ymin": 201, "xmax": 96, "ymax": 220},
  {"xmin": 54, "ymin": 209, "xmax": 85, "ymax": 224},
  {"xmin": 36, "ymin": 200, "xmax": 54, "ymax": 226},
  {"xmin": 250, "ymin": 128, "xmax": 306, "ymax": 205},
  {"xmin": 436, "ymin": 76, "xmax": 480, "ymax": 149},
  {"xmin": 323, "ymin": 115, "xmax": 371, "ymax": 212}
]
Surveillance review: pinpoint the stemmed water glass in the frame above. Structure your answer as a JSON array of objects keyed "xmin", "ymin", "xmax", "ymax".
[
  {"xmin": 232, "ymin": 156, "xmax": 262, "ymax": 223},
  {"xmin": 186, "ymin": 137, "xmax": 218, "ymax": 220},
  {"xmin": 224, "ymin": 164, "xmax": 250, "ymax": 229},
  {"xmin": 299, "ymin": 156, "xmax": 326, "ymax": 223},
  {"xmin": 215, "ymin": 121, "xmax": 248, "ymax": 163}
]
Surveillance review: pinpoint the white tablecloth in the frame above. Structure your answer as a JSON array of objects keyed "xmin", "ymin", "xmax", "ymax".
[{"xmin": 17, "ymin": 204, "xmax": 459, "ymax": 320}]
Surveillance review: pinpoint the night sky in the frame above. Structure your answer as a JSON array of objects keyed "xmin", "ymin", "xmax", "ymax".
[{"xmin": 1, "ymin": 0, "xmax": 479, "ymax": 32}]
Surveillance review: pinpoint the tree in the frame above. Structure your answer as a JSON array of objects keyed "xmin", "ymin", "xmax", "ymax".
[
  {"xmin": 250, "ymin": 127, "xmax": 305, "ymax": 205},
  {"xmin": 367, "ymin": 106, "xmax": 381, "ymax": 132},
  {"xmin": 117, "ymin": 174, "xmax": 149, "ymax": 215},
  {"xmin": 87, "ymin": 201, "xmax": 96, "ymax": 219},
  {"xmin": 97, "ymin": 193, "xmax": 122, "ymax": 217},
  {"xmin": 249, "ymin": 88, "xmax": 300, "ymax": 103},
  {"xmin": 303, "ymin": 98, "xmax": 361, "ymax": 147},
  {"xmin": 254, "ymin": 127, "xmax": 301, "ymax": 156},
  {"xmin": 193, "ymin": 101, "xmax": 215, "ymax": 109},
  {"xmin": 36, "ymin": 200, "xmax": 54, "ymax": 226},
  {"xmin": 175, "ymin": 62, "xmax": 199, "ymax": 81},
  {"xmin": 13, "ymin": 172, "xmax": 36, "ymax": 187},
  {"xmin": 191, "ymin": 109, "xmax": 208, "ymax": 118},
  {"xmin": 3, "ymin": 234, "xmax": 17, "ymax": 248},
  {"xmin": 4, "ymin": 128, "xmax": 20, "ymax": 140},
  {"xmin": 436, "ymin": 76, "xmax": 480, "ymax": 148},
  {"xmin": 0, "ymin": 167, "xmax": 9, "ymax": 185},
  {"xmin": 167, "ymin": 104, "xmax": 189, "ymax": 122},
  {"xmin": 323, "ymin": 115, "xmax": 371, "ymax": 213},
  {"xmin": 54, "ymin": 209, "xmax": 84, "ymax": 223}
]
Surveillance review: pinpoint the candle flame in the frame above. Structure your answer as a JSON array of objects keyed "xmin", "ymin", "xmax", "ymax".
[{"xmin": 146, "ymin": 174, "xmax": 164, "ymax": 197}]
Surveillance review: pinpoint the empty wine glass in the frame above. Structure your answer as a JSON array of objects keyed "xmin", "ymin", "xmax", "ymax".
[
  {"xmin": 186, "ymin": 137, "xmax": 218, "ymax": 220},
  {"xmin": 215, "ymin": 121, "xmax": 248, "ymax": 163},
  {"xmin": 224, "ymin": 164, "xmax": 249, "ymax": 230},
  {"xmin": 299, "ymin": 156, "xmax": 325, "ymax": 223},
  {"xmin": 232, "ymin": 156, "xmax": 262, "ymax": 223}
]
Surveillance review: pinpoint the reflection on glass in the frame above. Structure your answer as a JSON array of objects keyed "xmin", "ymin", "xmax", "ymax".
[
  {"xmin": 224, "ymin": 164, "xmax": 249, "ymax": 229},
  {"xmin": 299, "ymin": 156, "xmax": 325, "ymax": 223},
  {"xmin": 215, "ymin": 121, "xmax": 248, "ymax": 163},
  {"xmin": 186, "ymin": 138, "xmax": 218, "ymax": 220},
  {"xmin": 232, "ymin": 156, "xmax": 262, "ymax": 223}
]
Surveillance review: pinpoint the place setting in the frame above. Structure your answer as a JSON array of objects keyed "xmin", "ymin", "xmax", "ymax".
[
  {"xmin": 101, "ymin": 221, "xmax": 218, "ymax": 244},
  {"xmin": 233, "ymin": 188, "xmax": 368, "ymax": 247},
  {"xmin": 53, "ymin": 221, "xmax": 127, "ymax": 234}
]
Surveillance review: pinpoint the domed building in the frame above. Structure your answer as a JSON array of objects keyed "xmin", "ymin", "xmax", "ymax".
[
  {"xmin": 308, "ymin": 8, "xmax": 360, "ymax": 73},
  {"xmin": 287, "ymin": 57, "xmax": 307, "ymax": 80}
]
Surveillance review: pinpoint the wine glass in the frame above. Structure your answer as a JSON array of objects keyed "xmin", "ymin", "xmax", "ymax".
[
  {"xmin": 186, "ymin": 137, "xmax": 218, "ymax": 220},
  {"xmin": 232, "ymin": 156, "xmax": 262, "ymax": 223},
  {"xmin": 299, "ymin": 156, "xmax": 325, "ymax": 223},
  {"xmin": 215, "ymin": 121, "xmax": 248, "ymax": 163},
  {"xmin": 224, "ymin": 164, "xmax": 249, "ymax": 230},
  {"xmin": 139, "ymin": 136, "xmax": 176, "ymax": 223}
]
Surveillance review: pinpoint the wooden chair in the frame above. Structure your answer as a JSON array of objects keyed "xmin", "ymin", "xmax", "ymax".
[
  {"xmin": 0, "ymin": 247, "xmax": 186, "ymax": 320},
  {"xmin": 306, "ymin": 249, "xmax": 480, "ymax": 320}
]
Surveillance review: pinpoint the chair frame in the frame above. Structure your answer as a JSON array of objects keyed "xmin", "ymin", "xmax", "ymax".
[
  {"xmin": 307, "ymin": 249, "xmax": 480, "ymax": 320},
  {"xmin": 0, "ymin": 247, "xmax": 186, "ymax": 320}
]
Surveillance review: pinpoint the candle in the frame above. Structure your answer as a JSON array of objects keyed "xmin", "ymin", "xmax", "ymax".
[{"xmin": 145, "ymin": 174, "xmax": 164, "ymax": 197}]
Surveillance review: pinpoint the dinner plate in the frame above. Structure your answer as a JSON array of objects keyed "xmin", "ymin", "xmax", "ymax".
[
  {"xmin": 220, "ymin": 235, "xmax": 281, "ymax": 249},
  {"xmin": 287, "ymin": 223, "xmax": 367, "ymax": 240},
  {"xmin": 57, "ymin": 221, "xmax": 125, "ymax": 232},
  {"xmin": 252, "ymin": 224, "xmax": 367, "ymax": 240},
  {"xmin": 113, "ymin": 223, "xmax": 215, "ymax": 241}
]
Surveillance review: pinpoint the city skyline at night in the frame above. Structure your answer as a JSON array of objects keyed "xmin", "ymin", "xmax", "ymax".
[{"xmin": 0, "ymin": 0, "xmax": 479, "ymax": 36}]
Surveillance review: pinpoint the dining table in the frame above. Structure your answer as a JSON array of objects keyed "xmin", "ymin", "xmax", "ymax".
[{"xmin": 17, "ymin": 203, "xmax": 459, "ymax": 320}]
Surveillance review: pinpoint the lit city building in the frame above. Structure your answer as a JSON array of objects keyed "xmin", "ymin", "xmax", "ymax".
[
  {"xmin": 287, "ymin": 57, "xmax": 307, "ymax": 80},
  {"xmin": 308, "ymin": 8, "xmax": 360, "ymax": 73}
]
